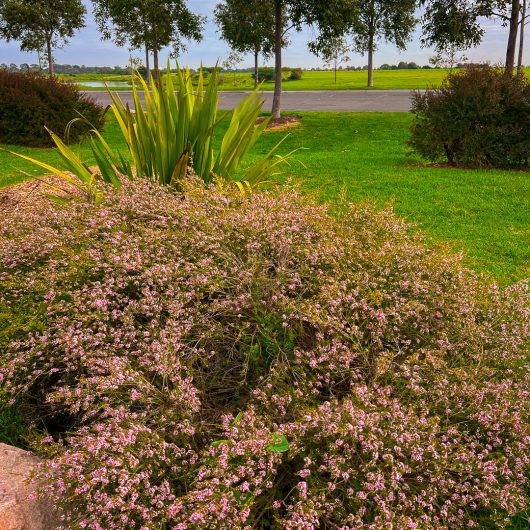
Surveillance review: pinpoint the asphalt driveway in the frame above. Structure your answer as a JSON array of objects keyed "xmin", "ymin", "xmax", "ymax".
[{"xmin": 83, "ymin": 89, "xmax": 415, "ymax": 113}]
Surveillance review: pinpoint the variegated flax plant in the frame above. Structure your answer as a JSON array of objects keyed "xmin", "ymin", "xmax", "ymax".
[{"xmin": 6, "ymin": 63, "xmax": 291, "ymax": 203}]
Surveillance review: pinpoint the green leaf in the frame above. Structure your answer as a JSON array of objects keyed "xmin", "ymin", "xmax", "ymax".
[
  {"xmin": 234, "ymin": 491, "xmax": 253, "ymax": 506},
  {"xmin": 266, "ymin": 434, "xmax": 289, "ymax": 453}
]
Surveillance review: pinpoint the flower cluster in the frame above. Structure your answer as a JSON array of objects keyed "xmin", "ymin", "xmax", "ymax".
[{"xmin": 1, "ymin": 179, "xmax": 528, "ymax": 529}]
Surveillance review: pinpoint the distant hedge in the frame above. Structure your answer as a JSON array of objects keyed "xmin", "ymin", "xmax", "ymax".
[
  {"xmin": 252, "ymin": 67, "xmax": 304, "ymax": 82},
  {"xmin": 0, "ymin": 71, "xmax": 104, "ymax": 147}
]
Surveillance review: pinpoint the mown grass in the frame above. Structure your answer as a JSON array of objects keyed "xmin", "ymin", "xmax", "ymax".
[
  {"xmin": 0, "ymin": 119, "xmax": 128, "ymax": 187},
  {"xmin": 248, "ymin": 113, "xmax": 530, "ymax": 284},
  {"xmin": 220, "ymin": 68, "xmax": 468, "ymax": 90},
  {"xmin": 1, "ymin": 112, "xmax": 528, "ymax": 284}
]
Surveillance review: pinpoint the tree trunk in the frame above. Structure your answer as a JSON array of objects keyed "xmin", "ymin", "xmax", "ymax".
[
  {"xmin": 518, "ymin": 0, "xmax": 527, "ymax": 75},
  {"xmin": 506, "ymin": 0, "xmax": 521, "ymax": 74},
  {"xmin": 335, "ymin": 57, "xmax": 338, "ymax": 84},
  {"xmin": 254, "ymin": 49, "xmax": 259, "ymax": 88},
  {"xmin": 153, "ymin": 48, "xmax": 160, "ymax": 87},
  {"xmin": 37, "ymin": 50, "xmax": 43, "ymax": 73},
  {"xmin": 46, "ymin": 37, "xmax": 53, "ymax": 77},
  {"xmin": 271, "ymin": 0, "xmax": 283, "ymax": 120},
  {"xmin": 367, "ymin": 32, "xmax": 374, "ymax": 87},
  {"xmin": 145, "ymin": 44, "xmax": 151, "ymax": 87}
]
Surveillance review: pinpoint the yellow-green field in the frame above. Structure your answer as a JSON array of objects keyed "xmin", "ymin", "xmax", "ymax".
[{"xmin": 58, "ymin": 68, "xmax": 530, "ymax": 91}]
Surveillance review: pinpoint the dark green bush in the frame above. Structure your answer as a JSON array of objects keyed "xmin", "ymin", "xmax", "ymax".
[
  {"xmin": 0, "ymin": 70, "xmax": 105, "ymax": 147},
  {"xmin": 289, "ymin": 67, "xmax": 304, "ymax": 80},
  {"xmin": 252, "ymin": 66, "xmax": 274, "ymax": 82},
  {"xmin": 408, "ymin": 66, "xmax": 530, "ymax": 167},
  {"xmin": 252, "ymin": 67, "xmax": 302, "ymax": 83}
]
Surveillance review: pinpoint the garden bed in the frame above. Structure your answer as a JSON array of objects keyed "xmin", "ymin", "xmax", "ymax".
[{"xmin": 1, "ymin": 179, "xmax": 529, "ymax": 529}]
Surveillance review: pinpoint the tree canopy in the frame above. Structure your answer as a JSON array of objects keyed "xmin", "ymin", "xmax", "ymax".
[
  {"xmin": 229, "ymin": 0, "xmax": 356, "ymax": 118},
  {"xmin": 215, "ymin": 0, "xmax": 277, "ymax": 87},
  {"xmin": 420, "ymin": 0, "xmax": 523, "ymax": 73},
  {"xmin": 320, "ymin": 36, "xmax": 351, "ymax": 84},
  {"xmin": 0, "ymin": 0, "xmax": 85, "ymax": 76},
  {"xmin": 333, "ymin": 0, "xmax": 416, "ymax": 86},
  {"xmin": 92, "ymin": 0, "xmax": 204, "ymax": 83}
]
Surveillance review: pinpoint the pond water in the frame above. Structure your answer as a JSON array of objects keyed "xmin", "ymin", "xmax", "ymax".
[{"xmin": 77, "ymin": 81, "xmax": 132, "ymax": 88}]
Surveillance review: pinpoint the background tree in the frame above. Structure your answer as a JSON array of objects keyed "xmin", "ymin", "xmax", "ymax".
[
  {"xmin": 128, "ymin": 55, "xmax": 147, "ymax": 81},
  {"xmin": 420, "ymin": 0, "xmax": 486, "ymax": 55},
  {"xmin": 0, "ymin": 0, "xmax": 85, "ymax": 76},
  {"xmin": 265, "ymin": 0, "xmax": 357, "ymax": 119},
  {"xmin": 420, "ymin": 0, "xmax": 524, "ymax": 74},
  {"xmin": 216, "ymin": 0, "xmax": 357, "ymax": 118},
  {"xmin": 92, "ymin": 0, "xmax": 152, "ymax": 85},
  {"xmin": 517, "ymin": 0, "xmax": 528, "ymax": 74},
  {"xmin": 504, "ymin": 0, "xmax": 522, "ymax": 72},
  {"xmin": 343, "ymin": 0, "xmax": 416, "ymax": 87},
  {"xmin": 215, "ymin": 0, "xmax": 276, "ymax": 88},
  {"xmin": 222, "ymin": 50, "xmax": 243, "ymax": 85},
  {"xmin": 92, "ymin": 0, "xmax": 204, "ymax": 86},
  {"xmin": 429, "ymin": 43, "xmax": 469, "ymax": 71},
  {"xmin": 320, "ymin": 35, "xmax": 351, "ymax": 83},
  {"xmin": 37, "ymin": 48, "xmax": 48, "ymax": 73}
]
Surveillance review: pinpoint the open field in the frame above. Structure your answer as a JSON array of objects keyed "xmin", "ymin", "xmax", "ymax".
[
  {"xmin": 59, "ymin": 67, "xmax": 530, "ymax": 91},
  {"xmin": 1, "ymin": 112, "xmax": 528, "ymax": 284}
]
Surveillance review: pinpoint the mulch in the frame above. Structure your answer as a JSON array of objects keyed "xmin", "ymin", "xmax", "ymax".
[
  {"xmin": 0, "ymin": 175, "xmax": 77, "ymax": 216},
  {"xmin": 256, "ymin": 115, "xmax": 302, "ymax": 132}
]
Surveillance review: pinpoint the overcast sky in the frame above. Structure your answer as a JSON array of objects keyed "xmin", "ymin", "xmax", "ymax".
[{"xmin": 0, "ymin": 0, "xmax": 521, "ymax": 68}]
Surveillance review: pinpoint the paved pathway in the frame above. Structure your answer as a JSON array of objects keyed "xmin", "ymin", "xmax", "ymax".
[{"xmin": 83, "ymin": 89, "xmax": 415, "ymax": 113}]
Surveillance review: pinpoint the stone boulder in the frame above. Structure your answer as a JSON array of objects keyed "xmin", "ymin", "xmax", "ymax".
[{"xmin": 0, "ymin": 443, "xmax": 59, "ymax": 530}]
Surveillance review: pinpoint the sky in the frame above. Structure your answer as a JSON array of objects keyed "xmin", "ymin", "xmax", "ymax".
[{"xmin": 0, "ymin": 0, "xmax": 522, "ymax": 69}]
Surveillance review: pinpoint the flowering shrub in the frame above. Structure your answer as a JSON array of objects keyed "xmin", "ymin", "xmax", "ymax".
[{"xmin": 0, "ymin": 180, "xmax": 529, "ymax": 529}]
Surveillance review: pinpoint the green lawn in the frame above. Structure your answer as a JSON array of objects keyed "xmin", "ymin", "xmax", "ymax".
[
  {"xmin": 1, "ymin": 112, "xmax": 529, "ymax": 284},
  {"xmin": 0, "ymin": 121, "xmax": 128, "ymax": 187},
  {"xmin": 61, "ymin": 68, "xmax": 530, "ymax": 91},
  {"xmin": 64, "ymin": 67, "xmax": 530, "ymax": 91}
]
